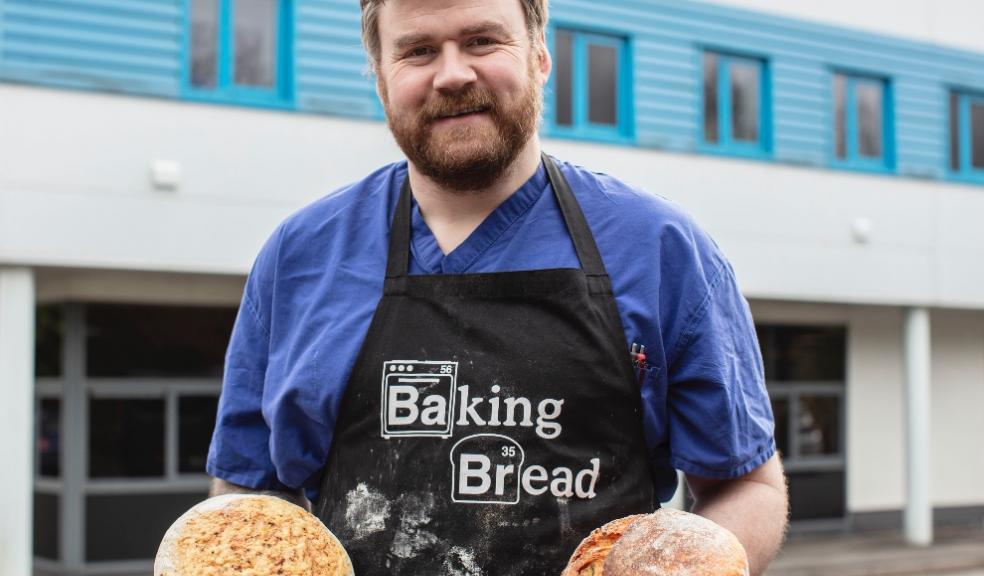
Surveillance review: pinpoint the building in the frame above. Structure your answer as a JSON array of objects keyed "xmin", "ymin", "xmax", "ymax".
[{"xmin": 1, "ymin": 0, "xmax": 983, "ymax": 574}]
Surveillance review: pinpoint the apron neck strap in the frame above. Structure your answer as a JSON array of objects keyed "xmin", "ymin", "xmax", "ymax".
[{"xmin": 386, "ymin": 154, "xmax": 609, "ymax": 278}]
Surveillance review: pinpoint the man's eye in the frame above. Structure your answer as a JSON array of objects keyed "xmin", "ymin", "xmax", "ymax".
[
  {"xmin": 471, "ymin": 37, "xmax": 497, "ymax": 47},
  {"xmin": 406, "ymin": 46, "xmax": 433, "ymax": 58}
]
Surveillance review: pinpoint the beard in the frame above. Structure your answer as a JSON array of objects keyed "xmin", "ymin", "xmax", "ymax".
[{"xmin": 379, "ymin": 60, "xmax": 543, "ymax": 192}]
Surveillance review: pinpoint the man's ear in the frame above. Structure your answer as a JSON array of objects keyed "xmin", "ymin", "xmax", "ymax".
[
  {"xmin": 536, "ymin": 31, "xmax": 552, "ymax": 83},
  {"xmin": 375, "ymin": 72, "xmax": 386, "ymax": 107}
]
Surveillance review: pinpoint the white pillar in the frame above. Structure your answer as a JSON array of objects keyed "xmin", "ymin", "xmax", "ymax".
[
  {"xmin": 904, "ymin": 307, "xmax": 932, "ymax": 546},
  {"xmin": 666, "ymin": 469, "xmax": 687, "ymax": 510},
  {"xmin": 0, "ymin": 268, "xmax": 35, "ymax": 576}
]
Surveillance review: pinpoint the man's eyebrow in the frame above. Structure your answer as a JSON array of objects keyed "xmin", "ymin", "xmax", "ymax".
[
  {"xmin": 392, "ymin": 21, "xmax": 513, "ymax": 52},
  {"xmin": 458, "ymin": 21, "xmax": 512, "ymax": 39}
]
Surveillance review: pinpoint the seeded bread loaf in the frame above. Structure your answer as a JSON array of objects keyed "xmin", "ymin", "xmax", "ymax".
[
  {"xmin": 562, "ymin": 509, "xmax": 749, "ymax": 576},
  {"xmin": 155, "ymin": 494, "xmax": 354, "ymax": 576}
]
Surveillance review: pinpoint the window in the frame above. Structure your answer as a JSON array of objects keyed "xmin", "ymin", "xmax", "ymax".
[
  {"xmin": 702, "ymin": 51, "xmax": 770, "ymax": 156},
  {"xmin": 757, "ymin": 324, "xmax": 847, "ymax": 522},
  {"xmin": 832, "ymin": 73, "xmax": 893, "ymax": 171},
  {"xmin": 186, "ymin": 0, "xmax": 291, "ymax": 105},
  {"xmin": 552, "ymin": 29, "xmax": 631, "ymax": 140},
  {"xmin": 949, "ymin": 90, "xmax": 984, "ymax": 181}
]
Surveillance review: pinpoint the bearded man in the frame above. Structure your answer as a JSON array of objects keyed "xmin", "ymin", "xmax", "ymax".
[{"xmin": 205, "ymin": 1, "xmax": 789, "ymax": 574}]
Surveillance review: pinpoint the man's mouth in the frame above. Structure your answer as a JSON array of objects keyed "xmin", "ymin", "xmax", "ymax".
[{"xmin": 435, "ymin": 106, "xmax": 489, "ymax": 120}]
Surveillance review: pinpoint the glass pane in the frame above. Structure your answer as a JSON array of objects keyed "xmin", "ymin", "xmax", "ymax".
[
  {"xmin": 798, "ymin": 395, "xmax": 841, "ymax": 456},
  {"xmin": 86, "ymin": 493, "xmax": 207, "ymax": 561},
  {"xmin": 89, "ymin": 398, "xmax": 165, "ymax": 478},
  {"xmin": 555, "ymin": 31, "xmax": 573, "ymax": 127},
  {"xmin": 190, "ymin": 0, "xmax": 218, "ymax": 88},
  {"xmin": 857, "ymin": 81, "xmax": 883, "ymax": 158},
  {"xmin": 950, "ymin": 92, "xmax": 961, "ymax": 171},
  {"xmin": 234, "ymin": 0, "xmax": 278, "ymax": 87},
  {"xmin": 35, "ymin": 305, "xmax": 63, "ymax": 378},
  {"xmin": 771, "ymin": 397, "xmax": 789, "ymax": 459},
  {"xmin": 730, "ymin": 60, "xmax": 760, "ymax": 142},
  {"xmin": 86, "ymin": 304, "xmax": 236, "ymax": 378},
  {"xmin": 788, "ymin": 470, "xmax": 845, "ymax": 520},
  {"xmin": 703, "ymin": 53, "xmax": 719, "ymax": 143},
  {"xmin": 834, "ymin": 74, "xmax": 847, "ymax": 159},
  {"xmin": 179, "ymin": 396, "xmax": 219, "ymax": 474},
  {"xmin": 34, "ymin": 492, "xmax": 59, "ymax": 560},
  {"xmin": 758, "ymin": 325, "xmax": 847, "ymax": 382},
  {"xmin": 972, "ymin": 102, "xmax": 984, "ymax": 169},
  {"xmin": 39, "ymin": 399, "xmax": 61, "ymax": 477},
  {"xmin": 588, "ymin": 43, "xmax": 618, "ymax": 126}
]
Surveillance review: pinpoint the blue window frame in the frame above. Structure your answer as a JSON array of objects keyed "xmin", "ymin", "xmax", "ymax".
[
  {"xmin": 949, "ymin": 90, "xmax": 984, "ymax": 183},
  {"xmin": 183, "ymin": 0, "xmax": 292, "ymax": 107},
  {"xmin": 700, "ymin": 51, "xmax": 771, "ymax": 158},
  {"xmin": 550, "ymin": 28, "xmax": 632, "ymax": 143},
  {"xmin": 831, "ymin": 72, "xmax": 894, "ymax": 172}
]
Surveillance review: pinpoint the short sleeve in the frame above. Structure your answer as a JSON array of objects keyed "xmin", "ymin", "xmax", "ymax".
[
  {"xmin": 205, "ymin": 229, "xmax": 292, "ymax": 491},
  {"xmin": 666, "ymin": 262, "xmax": 776, "ymax": 479}
]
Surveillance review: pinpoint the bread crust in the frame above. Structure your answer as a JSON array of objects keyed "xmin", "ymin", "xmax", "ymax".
[
  {"xmin": 561, "ymin": 514, "xmax": 646, "ymax": 576},
  {"xmin": 604, "ymin": 508, "xmax": 749, "ymax": 576},
  {"xmin": 155, "ymin": 494, "xmax": 354, "ymax": 576}
]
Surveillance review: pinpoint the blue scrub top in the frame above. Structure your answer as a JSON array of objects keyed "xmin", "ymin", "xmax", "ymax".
[{"xmin": 206, "ymin": 157, "xmax": 776, "ymax": 503}]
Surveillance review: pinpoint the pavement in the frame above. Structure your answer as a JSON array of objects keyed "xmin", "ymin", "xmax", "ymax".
[{"xmin": 765, "ymin": 526, "xmax": 984, "ymax": 576}]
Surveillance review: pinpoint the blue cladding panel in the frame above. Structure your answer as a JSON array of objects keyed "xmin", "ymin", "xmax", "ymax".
[
  {"xmin": 0, "ymin": 0, "xmax": 183, "ymax": 96},
  {"xmin": 3, "ymin": 0, "xmax": 984, "ymax": 181},
  {"xmin": 546, "ymin": 0, "xmax": 984, "ymax": 178},
  {"xmin": 293, "ymin": 0, "xmax": 380, "ymax": 119}
]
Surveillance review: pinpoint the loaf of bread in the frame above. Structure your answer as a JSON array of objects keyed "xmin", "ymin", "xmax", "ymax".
[
  {"xmin": 562, "ymin": 508, "xmax": 749, "ymax": 576},
  {"xmin": 561, "ymin": 514, "xmax": 646, "ymax": 576},
  {"xmin": 155, "ymin": 494, "xmax": 354, "ymax": 576}
]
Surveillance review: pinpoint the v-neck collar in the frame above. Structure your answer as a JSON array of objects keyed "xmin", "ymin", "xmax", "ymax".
[{"xmin": 409, "ymin": 163, "xmax": 549, "ymax": 274}]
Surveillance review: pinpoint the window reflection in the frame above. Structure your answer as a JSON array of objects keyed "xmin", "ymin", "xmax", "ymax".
[
  {"xmin": 857, "ymin": 82, "xmax": 883, "ymax": 158},
  {"xmin": 179, "ymin": 396, "xmax": 219, "ymax": 474},
  {"xmin": 798, "ymin": 396, "xmax": 840, "ymax": 456},
  {"xmin": 730, "ymin": 61, "xmax": 760, "ymax": 142},
  {"xmin": 950, "ymin": 92, "xmax": 961, "ymax": 171},
  {"xmin": 89, "ymin": 398, "xmax": 165, "ymax": 478},
  {"xmin": 703, "ymin": 53, "xmax": 719, "ymax": 143},
  {"xmin": 588, "ymin": 44, "xmax": 618, "ymax": 126},
  {"xmin": 834, "ymin": 74, "xmax": 847, "ymax": 159},
  {"xmin": 190, "ymin": 0, "xmax": 218, "ymax": 88},
  {"xmin": 771, "ymin": 398, "xmax": 789, "ymax": 458},
  {"xmin": 234, "ymin": 0, "xmax": 278, "ymax": 87},
  {"xmin": 555, "ymin": 31, "xmax": 574, "ymax": 127},
  {"xmin": 86, "ymin": 304, "xmax": 236, "ymax": 378},
  {"xmin": 972, "ymin": 102, "xmax": 984, "ymax": 169},
  {"xmin": 39, "ymin": 399, "xmax": 61, "ymax": 477}
]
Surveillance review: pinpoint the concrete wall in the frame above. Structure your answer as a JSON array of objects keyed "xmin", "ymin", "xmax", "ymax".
[
  {"xmin": 5, "ymin": 83, "xmax": 984, "ymax": 309},
  {"xmin": 708, "ymin": 0, "xmax": 984, "ymax": 54}
]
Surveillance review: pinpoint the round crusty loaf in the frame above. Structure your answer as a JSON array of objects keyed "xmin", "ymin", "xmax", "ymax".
[
  {"xmin": 604, "ymin": 508, "xmax": 749, "ymax": 576},
  {"xmin": 561, "ymin": 514, "xmax": 646, "ymax": 576},
  {"xmin": 562, "ymin": 509, "xmax": 748, "ymax": 576},
  {"xmin": 155, "ymin": 494, "xmax": 354, "ymax": 576}
]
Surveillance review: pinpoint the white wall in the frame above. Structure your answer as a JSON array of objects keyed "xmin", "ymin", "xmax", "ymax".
[
  {"xmin": 751, "ymin": 300, "xmax": 984, "ymax": 514},
  {"xmin": 846, "ymin": 306, "xmax": 907, "ymax": 513},
  {"xmin": 706, "ymin": 0, "xmax": 984, "ymax": 54},
  {"xmin": 930, "ymin": 310, "xmax": 984, "ymax": 508},
  {"xmin": 5, "ymin": 84, "xmax": 984, "ymax": 309}
]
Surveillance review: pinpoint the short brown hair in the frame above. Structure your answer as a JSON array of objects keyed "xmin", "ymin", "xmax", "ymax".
[{"xmin": 360, "ymin": 0, "xmax": 549, "ymax": 72}]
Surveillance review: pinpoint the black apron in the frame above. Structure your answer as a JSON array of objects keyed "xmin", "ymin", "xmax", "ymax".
[{"xmin": 315, "ymin": 155, "xmax": 659, "ymax": 575}]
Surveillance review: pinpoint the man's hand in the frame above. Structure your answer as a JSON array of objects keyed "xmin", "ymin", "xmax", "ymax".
[
  {"xmin": 686, "ymin": 454, "xmax": 789, "ymax": 576},
  {"xmin": 209, "ymin": 477, "xmax": 313, "ymax": 513}
]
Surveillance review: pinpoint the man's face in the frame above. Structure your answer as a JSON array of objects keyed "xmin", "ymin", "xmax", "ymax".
[{"xmin": 375, "ymin": 0, "xmax": 550, "ymax": 191}]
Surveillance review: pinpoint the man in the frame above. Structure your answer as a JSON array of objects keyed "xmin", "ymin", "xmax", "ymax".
[{"xmin": 207, "ymin": 0, "xmax": 788, "ymax": 574}]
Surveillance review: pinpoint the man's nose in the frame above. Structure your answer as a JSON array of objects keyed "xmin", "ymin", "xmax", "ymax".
[{"xmin": 433, "ymin": 45, "xmax": 477, "ymax": 93}]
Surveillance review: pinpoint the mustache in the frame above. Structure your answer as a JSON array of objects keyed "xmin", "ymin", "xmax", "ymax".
[{"xmin": 421, "ymin": 88, "xmax": 498, "ymax": 122}]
